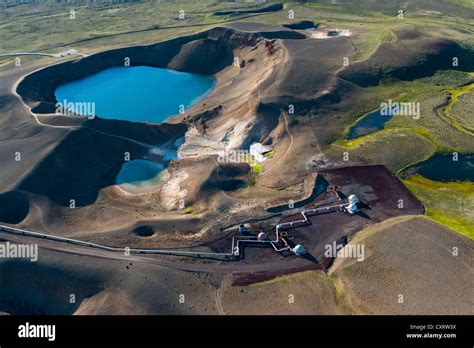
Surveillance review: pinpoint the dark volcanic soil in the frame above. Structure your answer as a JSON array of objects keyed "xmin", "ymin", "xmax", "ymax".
[
  {"xmin": 204, "ymin": 165, "xmax": 424, "ymax": 273},
  {"xmin": 277, "ymin": 165, "xmax": 424, "ymax": 262}
]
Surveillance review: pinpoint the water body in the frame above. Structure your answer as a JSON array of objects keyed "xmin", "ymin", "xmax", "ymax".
[
  {"xmin": 403, "ymin": 154, "xmax": 474, "ymax": 182},
  {"xmin": 55, "ymin": 66, "xmax": 215, "ymax": 123},
  {"xmin": 116, "ymin": 159, "xmax": 165, "ymax": 193},
  {"xmin": 346, "ymin": 109, "xmax": 393, "ymax": 140}
]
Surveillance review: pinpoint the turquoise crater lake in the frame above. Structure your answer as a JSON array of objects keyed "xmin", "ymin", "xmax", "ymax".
[
  {"xmin": 116, "ymin": 159, "xmax": 165, "ymax": 193},
  {"xmin": 55, "ymin": 66, "xmax": 215, "ymax": 123}
]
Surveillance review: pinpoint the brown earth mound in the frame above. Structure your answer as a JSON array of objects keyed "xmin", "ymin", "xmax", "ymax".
[
  {"xmin": 330, "ymin": 216, "xmax": 473, "ymax": 314},
  {"xmin": 339, "ymin": 39, "xmax": 474, "ymax": 87}
]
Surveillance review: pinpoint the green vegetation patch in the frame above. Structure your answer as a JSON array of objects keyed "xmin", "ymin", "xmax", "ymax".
[
  {"xmin": 443, "ymin": 82, "xmax": 474, "ymax": 134},
  {"xmin": 0, "ymin": 1, "xmax": 232, "ymax": 53},
  {"xmin": 403, "ymin": 175, "xmax": 474, "ymax": 239},
  {"xmin": 330, "ymin": 127, "xmax": 436, "ymax": 173},
  {"xmin": 182, "ymin": 206, "xmax": 193, "ymax": 215}
]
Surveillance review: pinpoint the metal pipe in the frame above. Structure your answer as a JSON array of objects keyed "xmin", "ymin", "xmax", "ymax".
[
  {"xmin": 272, "ymin": 202, "xmax": 350, "ymax": 253},
  {"xmin": 0, "ymin": 202, "xmax": 352, "ymax": 259}
]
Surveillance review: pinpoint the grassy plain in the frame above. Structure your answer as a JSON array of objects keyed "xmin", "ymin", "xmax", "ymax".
[{"xmin": 403, "ymin": 175, "xmax": 474, "ymax": 239}]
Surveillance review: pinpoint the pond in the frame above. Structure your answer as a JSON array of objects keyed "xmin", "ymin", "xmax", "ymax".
[
  {"xmin": 116, "ymin": 159, "xmax": 165, "ymax": 193},
  {"xmin": 55, "ymin": 66, "xmax": 215, "ymax": 123},
  {"xmin": 402, "ymin": 153, "xmax": 474, "ymax": 182},
  {"xmin": 346, "ymin": 109, "xmax": 393, "ymax": 140}
]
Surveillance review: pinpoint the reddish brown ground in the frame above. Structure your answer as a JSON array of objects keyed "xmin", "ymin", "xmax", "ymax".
[{"xmin": 206, "ymin": 165, "xmax": 424, "ymax": 283}]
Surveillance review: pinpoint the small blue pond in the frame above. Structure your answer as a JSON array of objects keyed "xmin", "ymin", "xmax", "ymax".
[
  {"xmin": 346, "ymin": 109, "xmax": 393, "ymax": 140},
  {"xmin": 403, "ymin": 154, "xmax": 474, "ymax": 182},
  {"xmin": 55, "ymin": 66, "xmax": 215, "ymax": 123},
  {"xmin": 116, "ymin": 159, "xmax": 165, "ymax": 186}
]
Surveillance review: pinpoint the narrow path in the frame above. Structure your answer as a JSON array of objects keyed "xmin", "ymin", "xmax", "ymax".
[
  {"xmin": 30, "ymin": 114, "xmax": 154, "ymax": 149},
  {"xmin": 0, "ymin": 53, "xmax": 57, "ymax": 58},
  {"xmin": 13, "ymin": 94, "xmax": 154, "ymax": 149},
  {"xmin": 0, "ymin": 51, "xmax": 87, "ymax": 59},
  {"xmin": 214, "ymin": 282, "xmax": 226, "ymax": 315}
]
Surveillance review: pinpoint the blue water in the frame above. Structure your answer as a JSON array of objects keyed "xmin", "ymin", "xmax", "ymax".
[
  {"xmin": 403, "ymin": 154, "xmax": 474, "ymax": 182},
  {"xmin": 116, "ymin": 159, "xmax": 164, "ymax": 185},
  {"xmin": 346, "ymin": 109, "xmax": 393, "ymax": 140},
  {"xmin": 55, "ymin": 66, "xmax": 215, "ymax": 123}
]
